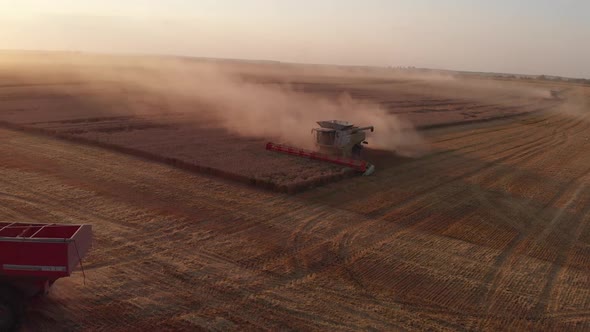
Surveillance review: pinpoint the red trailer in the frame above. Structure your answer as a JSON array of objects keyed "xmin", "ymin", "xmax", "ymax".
[{"xmin": 0, "ymin": 222, "xmax": 92, "ymax": 331}]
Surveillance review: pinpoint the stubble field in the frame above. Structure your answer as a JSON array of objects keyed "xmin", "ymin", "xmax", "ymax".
[{"xmin": 0, "ymin": 52, "xmax": 589, "ymax": 331}]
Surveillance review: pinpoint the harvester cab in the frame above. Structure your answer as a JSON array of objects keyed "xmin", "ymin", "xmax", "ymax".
[
  {"xmin": 550, "ymin": 89, "xmax": 563, "ymax": 100},
  {"xmin": 312, "ymin": 120, "xmax": 374, "ymax": 158}
]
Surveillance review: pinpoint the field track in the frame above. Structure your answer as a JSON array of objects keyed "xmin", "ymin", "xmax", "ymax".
[{"xmin": 1, "ymin": 94, "xmax": 590, "ymax": 331}]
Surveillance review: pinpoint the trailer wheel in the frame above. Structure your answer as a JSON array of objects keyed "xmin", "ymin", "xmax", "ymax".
[
  {"xmin": 0, "ymin": 302, "xmax": 15, "ymax": 332},
  {"xmin": 0, "ymin": 285, "xmax": 22, "ymax": 332}
]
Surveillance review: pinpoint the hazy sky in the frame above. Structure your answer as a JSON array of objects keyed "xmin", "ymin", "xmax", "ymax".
[{"xmin": 1, "ymin": 0, "xmax": 589, "ymax": 78}]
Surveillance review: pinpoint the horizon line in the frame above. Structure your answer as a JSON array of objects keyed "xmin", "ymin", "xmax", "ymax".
[{"xmin": 0, "ymin": 48, "xmax": 588, "ymax": 81}]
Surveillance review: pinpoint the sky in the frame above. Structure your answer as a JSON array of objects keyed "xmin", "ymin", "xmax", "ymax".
[{"xmin": 1, "ymin": 0, "xmax": 589, "ymax": 78}]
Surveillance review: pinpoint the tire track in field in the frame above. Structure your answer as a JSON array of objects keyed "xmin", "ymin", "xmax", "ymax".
[
  {"xmin": 217, "ymin": 203, "xmax": 340, "ymax": 271},
  {"xmin": 365, "ymin": 114, "xmax": 575, "ymax": 220},
  {"xmin": 282, "ymin": 112, "xmax": 581, "ymax": 295},
  {"xmin": 476, "ymin": 178, "xmax": 583, "ymax": 295},
  {"xmin": 464, "ymin": 114, "xmax": 589, "ymax": 230},
  {"xmin": 288, "ymin": 209, "xmax": 335, "ymax": 279},
  {"xmin": 474, "ymin": 130, "xmax": 590, "ymax": 328},
  {"xmin": 316, "ymin": 111, "xmax": 585, "ymax": 322},
  {"xmin": 531, "ymin": 174, "xmax": 590, "ymax": 318},
  {"xmin": 252, "ymin": 181, "xmax": 474, "ymax": 292},
  {"xmin": 285, "ymin": 185, "xmax": 477, "ymax": 297},
  {"xmin": 336, "ymin": 232, "xmax": 369, "ymax": 294}
]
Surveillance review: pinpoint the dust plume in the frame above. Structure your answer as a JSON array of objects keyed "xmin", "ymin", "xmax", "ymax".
[
  {"xmin": 554, "ymin": 88, "xmax": 590, "ymax": 121},
  {"xmin": 84, "ymin": 59, "xmax": 427, "ymax": 156},
  {"xmin": 0, "ymin": 52, "xmax": 560, "ymax": 158}
]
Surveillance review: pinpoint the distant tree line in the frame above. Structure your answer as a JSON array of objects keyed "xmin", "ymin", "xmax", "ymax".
[
  {"xmin": 388, "ymin": 66, "xmax": 590, "ymax": 85},
  {"xmin": 534, "ymin": 75, "xmax": 590, "ymax": 85},
  {"xmin": 493, "ymin": 74, "xmax": 590, "ymax": 85}
]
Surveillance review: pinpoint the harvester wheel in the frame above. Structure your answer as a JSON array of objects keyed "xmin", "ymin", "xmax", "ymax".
[{"xmin": 0, "ymin": 285, "xmax": 23, "ymax": 332}]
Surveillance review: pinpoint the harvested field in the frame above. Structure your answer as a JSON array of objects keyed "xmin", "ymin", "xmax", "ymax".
[{"xmin": 1, "ymin": 53, "xmax": 589, "ymax": 331}]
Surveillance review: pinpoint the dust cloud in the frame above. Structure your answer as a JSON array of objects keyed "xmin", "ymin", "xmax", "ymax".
[
  {"xmin": 78, "ymin": 58, "xmax": 428, "ymax": 156},
  {"xmin": 554, "ymin": 89, "xmax": 590, "ymax": 121},
  {"xmin": 0, "ymin": 52, "xmax": 562, "ymax": 158}
]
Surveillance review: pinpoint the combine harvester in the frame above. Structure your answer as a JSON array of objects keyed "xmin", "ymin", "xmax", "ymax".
[
  {"xmin": 266, "ymin": 120, "xmax": 376, "ymax": 176},
  {"xmin": 0, "ymin": 222, "xmax": 92, "ymax": 331}
]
